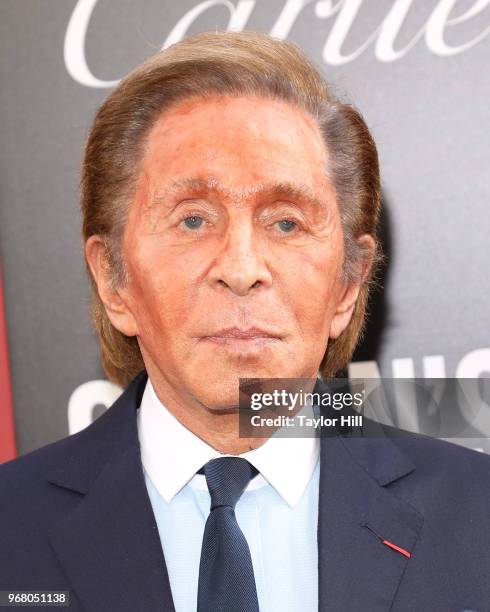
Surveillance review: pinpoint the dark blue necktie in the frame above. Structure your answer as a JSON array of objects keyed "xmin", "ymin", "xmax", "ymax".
[{"xmin": 197, "ymin": 457, "xmax": 260, "ymax": 612}]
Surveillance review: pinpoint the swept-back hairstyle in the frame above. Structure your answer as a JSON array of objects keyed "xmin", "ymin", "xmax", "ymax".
[{"xmin": 81, "ymin": 30, "xmax": 382, "ymax": 387}]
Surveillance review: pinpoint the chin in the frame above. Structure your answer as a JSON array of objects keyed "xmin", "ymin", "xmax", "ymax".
[
  {"xmin": 186, "ymin": 359, "xmax": 299, "ymax": 411},
  {"xmin": 192, "ymin": 381, "xmax": 241, "ymax": 413}
]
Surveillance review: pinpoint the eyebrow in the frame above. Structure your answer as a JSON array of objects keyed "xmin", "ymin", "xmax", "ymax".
[{"xmin": 149, "ymin": 177, "xmax": 329, "ymax": 211}]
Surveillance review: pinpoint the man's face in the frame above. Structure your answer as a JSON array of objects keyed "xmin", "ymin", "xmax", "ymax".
[{"xmin": 114, "ymin": 95, "xmax": 356, "ymax": 409}]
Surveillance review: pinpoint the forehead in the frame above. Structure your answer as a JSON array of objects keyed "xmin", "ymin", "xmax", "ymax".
[{"xmin": 139, "ymin": 95, "xmax": 330, "ymax": 196}]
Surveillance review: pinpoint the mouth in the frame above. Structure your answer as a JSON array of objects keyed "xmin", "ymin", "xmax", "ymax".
[{"xmin": 199, "ymin": 326, "xmax": 283, "ymax": 352}]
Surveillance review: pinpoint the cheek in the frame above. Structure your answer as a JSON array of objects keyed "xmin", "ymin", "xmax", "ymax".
[
  {"xmin": 125, "ymin": 241, "xmax": 204, "ymax": 332},
  {"xmin": 282, "ymin": 248, "xmax": 341, "ymax": 336}
]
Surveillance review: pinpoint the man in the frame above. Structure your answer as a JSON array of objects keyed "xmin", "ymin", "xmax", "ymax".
[{"xmin": 1, "ymin": 31, "xmax": 489, "ymax": 612}]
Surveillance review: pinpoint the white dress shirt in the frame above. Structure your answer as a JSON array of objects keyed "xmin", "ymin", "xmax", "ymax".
[{"xmin": 137, "ymin": 377, "xmax": 320, "ymax": 611}]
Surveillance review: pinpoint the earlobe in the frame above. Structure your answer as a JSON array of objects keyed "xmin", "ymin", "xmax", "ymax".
[
  {"xmin": 328, "ymin": 233, "xmax": 376, "ymax": 340},
  {"xmin": 84, "ymin": 235, "xmax": 139, "ymax": 337},
  {"xmin": 329, "ymin": 286, "xmax": 359, "ymax": 340}
]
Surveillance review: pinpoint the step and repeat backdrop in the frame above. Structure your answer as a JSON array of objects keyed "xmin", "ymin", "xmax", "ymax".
[{"xmin": 0, "ymin": 0, "xmax": 489, "ymax": 459}]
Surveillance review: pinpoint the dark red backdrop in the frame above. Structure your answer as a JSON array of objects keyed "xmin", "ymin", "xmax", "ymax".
[{"xmin": 0, "ymin": 262, "xmax": 16, "ymax": 462}]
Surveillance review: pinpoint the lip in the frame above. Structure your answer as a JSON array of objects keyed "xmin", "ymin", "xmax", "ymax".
[
  {"xmin": 199, "ymin": 327, "xmax": 283, "ymax": 353},
  {"xmin": 201, "ymin": 326, "xmax": 283, "ymax": 340}
]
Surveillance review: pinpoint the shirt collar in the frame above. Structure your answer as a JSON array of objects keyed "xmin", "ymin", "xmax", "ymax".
[{"xmin": 137, "ymin": 377, "xmax": 319, "ymax": 508}]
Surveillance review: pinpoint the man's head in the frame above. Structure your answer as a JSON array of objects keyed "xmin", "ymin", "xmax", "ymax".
[{"xmin": 83, "ymin": 31, "xmax": 381, "ymax": 409}]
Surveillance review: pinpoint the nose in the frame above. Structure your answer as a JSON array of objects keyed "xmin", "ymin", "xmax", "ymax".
[{"xmin": 207, "ymin": 216, "xmax": 272, "ymax": 296}]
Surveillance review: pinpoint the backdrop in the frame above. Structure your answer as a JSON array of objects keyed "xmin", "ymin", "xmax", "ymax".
[{"xmin": 0, "ymin": 0, "xmax": 489, "ymax": 459}]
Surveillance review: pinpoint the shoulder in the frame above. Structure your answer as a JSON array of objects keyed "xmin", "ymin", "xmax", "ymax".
[
  {"xmin": 339, "ymin": 414, "xmax": 490, "ymax": 515},
  {"xmin": 384, "ymin": 422, "xmax": 490, "ymax": 473},
  {"xmin": 0, "ymin": 428, "xmax": 87, "ymax": 495},
  {"xmin": 0, "ymin": 429, "xmax": 95, "ymax": 574},
  {"xmin": 0, "ymin": 384, "xmax": 132, "ymax": 530},
  {"xmin": 0, "ymin": 373, "xmax": 146, "ymax": 583},
  {"xmin": 0, "ymin": 431, "xmax": 103, "ymax": 542},
  {"xmin": 0, "ymin": 370, "xmax": 147, "ymax": 498},
  {"xmin": 379, "ymin": 424, "xmax": 490, "ymax": 510}
]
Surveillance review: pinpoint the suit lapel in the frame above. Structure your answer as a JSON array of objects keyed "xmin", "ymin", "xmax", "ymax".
[
  {"xmin": 317, "ymin": 402, "xmax": 424, "ymax": 611},
  {"xmin": 46, "ymin": 372, "xmax": 175, "ymax": 612}
]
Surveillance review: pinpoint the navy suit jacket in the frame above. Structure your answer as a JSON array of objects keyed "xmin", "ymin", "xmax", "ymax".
[{"xmin": 1, "ymin": 370, "xmax": 490, "ymax": 611}]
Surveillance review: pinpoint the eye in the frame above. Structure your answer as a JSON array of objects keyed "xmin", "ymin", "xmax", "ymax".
[
  {"xmin": 182, "ymin": 215, "xmax": 205, "ymax": 230},
  {"xmin": 276, "ymin": 219, "xmax": 297, "ymax": 233}
]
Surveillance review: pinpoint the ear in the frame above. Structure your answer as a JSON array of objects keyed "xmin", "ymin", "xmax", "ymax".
[
  {"xmin": 84, "ymin": 235, "xmax": 139, "ymax": 337},
  {"xmin": 329, "ymin": 234, "xmax": 376, "ymax": 340}
]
